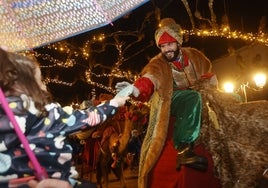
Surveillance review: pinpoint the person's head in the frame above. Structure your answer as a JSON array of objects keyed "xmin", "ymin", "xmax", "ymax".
[
  {"xmin": 154, "ymin": 18, "xmax": 183, "ymax": 61},
  {"xmin": 131, "ymin": 129, "xmax": 139, "ymax": 137},
  {"xmin": 0, "ymin": 48, "xmax": 52, "ymax": 113}
]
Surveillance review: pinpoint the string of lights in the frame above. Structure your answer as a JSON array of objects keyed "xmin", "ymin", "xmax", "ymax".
[{"xmin": 31, "ymin": 28, "xmax": 268, "ymax": 94}]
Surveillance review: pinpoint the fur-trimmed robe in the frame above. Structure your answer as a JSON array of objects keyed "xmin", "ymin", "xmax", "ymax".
[{"xmin": 138, "ymin": 47, "xmax": 212, "ymax": 187}]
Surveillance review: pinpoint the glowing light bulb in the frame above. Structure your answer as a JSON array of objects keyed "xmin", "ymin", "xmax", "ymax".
[
  {"xmin": 254, "ymin": 73, "xmax": 266, "ymax": 88},
  {"xmin": 223, "ymin": 82, "xmax": 234, "ymax": 93}
]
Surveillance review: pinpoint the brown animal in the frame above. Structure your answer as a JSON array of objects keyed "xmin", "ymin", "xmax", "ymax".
[
  {"xmin": 96, "ymin": 106, "xmax": 132, "ymax": 188},
  {"xmin": 198, "ymin": 88, "xmax": 268, "ymax": 188},
  {"xmin": 95, "ymin": 104, "xmax": 149, "ymax": 188}
]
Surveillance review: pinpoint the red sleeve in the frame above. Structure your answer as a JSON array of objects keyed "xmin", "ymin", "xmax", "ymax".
[{"xmin": 134, "ymin": 77, "xmax": 154, "ymax": 102}]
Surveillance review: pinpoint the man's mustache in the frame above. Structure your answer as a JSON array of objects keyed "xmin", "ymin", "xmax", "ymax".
[{"xmin": 164, "ymin": 51, "xmax": 175, "ymax": 54}]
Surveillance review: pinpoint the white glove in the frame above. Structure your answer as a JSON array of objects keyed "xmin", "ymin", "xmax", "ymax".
[
  {"xmin": 110, "ymin": 96, "xmax": 130, "ymax": 107},
  {"xmin": 115, "ymin": 81, "xmax": 140, "ymax": 97},
  {"xmin": 115, "ymin": 81, "xmax": 131, "ymax": 93}
]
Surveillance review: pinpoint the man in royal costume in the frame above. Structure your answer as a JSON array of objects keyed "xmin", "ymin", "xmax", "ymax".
[{"xmin": 116, "ymin": 18, "xmax": 218, "ymax": 188}]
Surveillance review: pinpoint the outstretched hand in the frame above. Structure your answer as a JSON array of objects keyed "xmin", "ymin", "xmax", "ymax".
[
  {"xmin": 27, "ymin": 179, "xmax": 72, "ymax": 188},
  {"xmin": 110, "ymin": 96, "xmax": 130, "ymax": 107},
  {"xmin": 115, "ymin": 81, "xmax": 132, "ymax": 93},
  {"xmin": 115, "ymin": 81, "xmax": 140, "ymax": 97}
]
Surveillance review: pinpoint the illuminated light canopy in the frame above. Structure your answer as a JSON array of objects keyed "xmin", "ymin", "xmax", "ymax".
[{"xmin": 0, "ymin": 0, "xmax": 149, "ymax": 52}]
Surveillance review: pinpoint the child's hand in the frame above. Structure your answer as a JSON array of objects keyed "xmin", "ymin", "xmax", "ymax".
[{"xmin": 27, "ymin": 179, "xmax": 72, "ymax": 188}]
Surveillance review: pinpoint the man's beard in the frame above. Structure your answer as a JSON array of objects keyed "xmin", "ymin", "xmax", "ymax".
[{"xmin": 162, "ymin": 48, "xmax": 180, "ymax": 62}]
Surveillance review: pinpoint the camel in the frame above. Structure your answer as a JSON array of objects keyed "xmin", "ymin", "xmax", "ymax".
[
  {"xmin": 198, "ymin": 88, "xmax": 268, "ymax": 188},
  {"xmin": 95, "ymin": 103, "xmax": 149, "ymax": 188},
  {"xmin": 136, "ymin": 84, "xmax": 267, "ymax": 187}
]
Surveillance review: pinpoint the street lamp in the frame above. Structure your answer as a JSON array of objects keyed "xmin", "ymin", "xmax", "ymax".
[
  {"xmin": 253, "ymin": 73, "xmax": 266, "ymax": 88},
  {"xmin": 222, "ymin": 72, "xmax": 267, "ymax": 102},
  {"xmin": 223, "ymin": 82, "xmax": 234, "ymax": 93}
]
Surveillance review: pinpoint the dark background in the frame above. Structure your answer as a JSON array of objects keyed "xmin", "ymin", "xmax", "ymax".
[{"xmin": 34, "ymin": 0, "xmax": 268, "ymax": 105}]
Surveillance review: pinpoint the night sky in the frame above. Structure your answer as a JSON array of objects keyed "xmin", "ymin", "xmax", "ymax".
[{"xmin": 35, "ymin": 0, "xmax": 268, "ymax": 105}]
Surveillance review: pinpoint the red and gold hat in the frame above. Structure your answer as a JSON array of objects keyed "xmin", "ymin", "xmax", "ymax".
[
  {"xmin": 158, "ymin": 32, "xmax": 178, "ymax": 45},
  {"xmin": 155, "ymin": 18, "xmax": 183, "ymax": 47}
]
